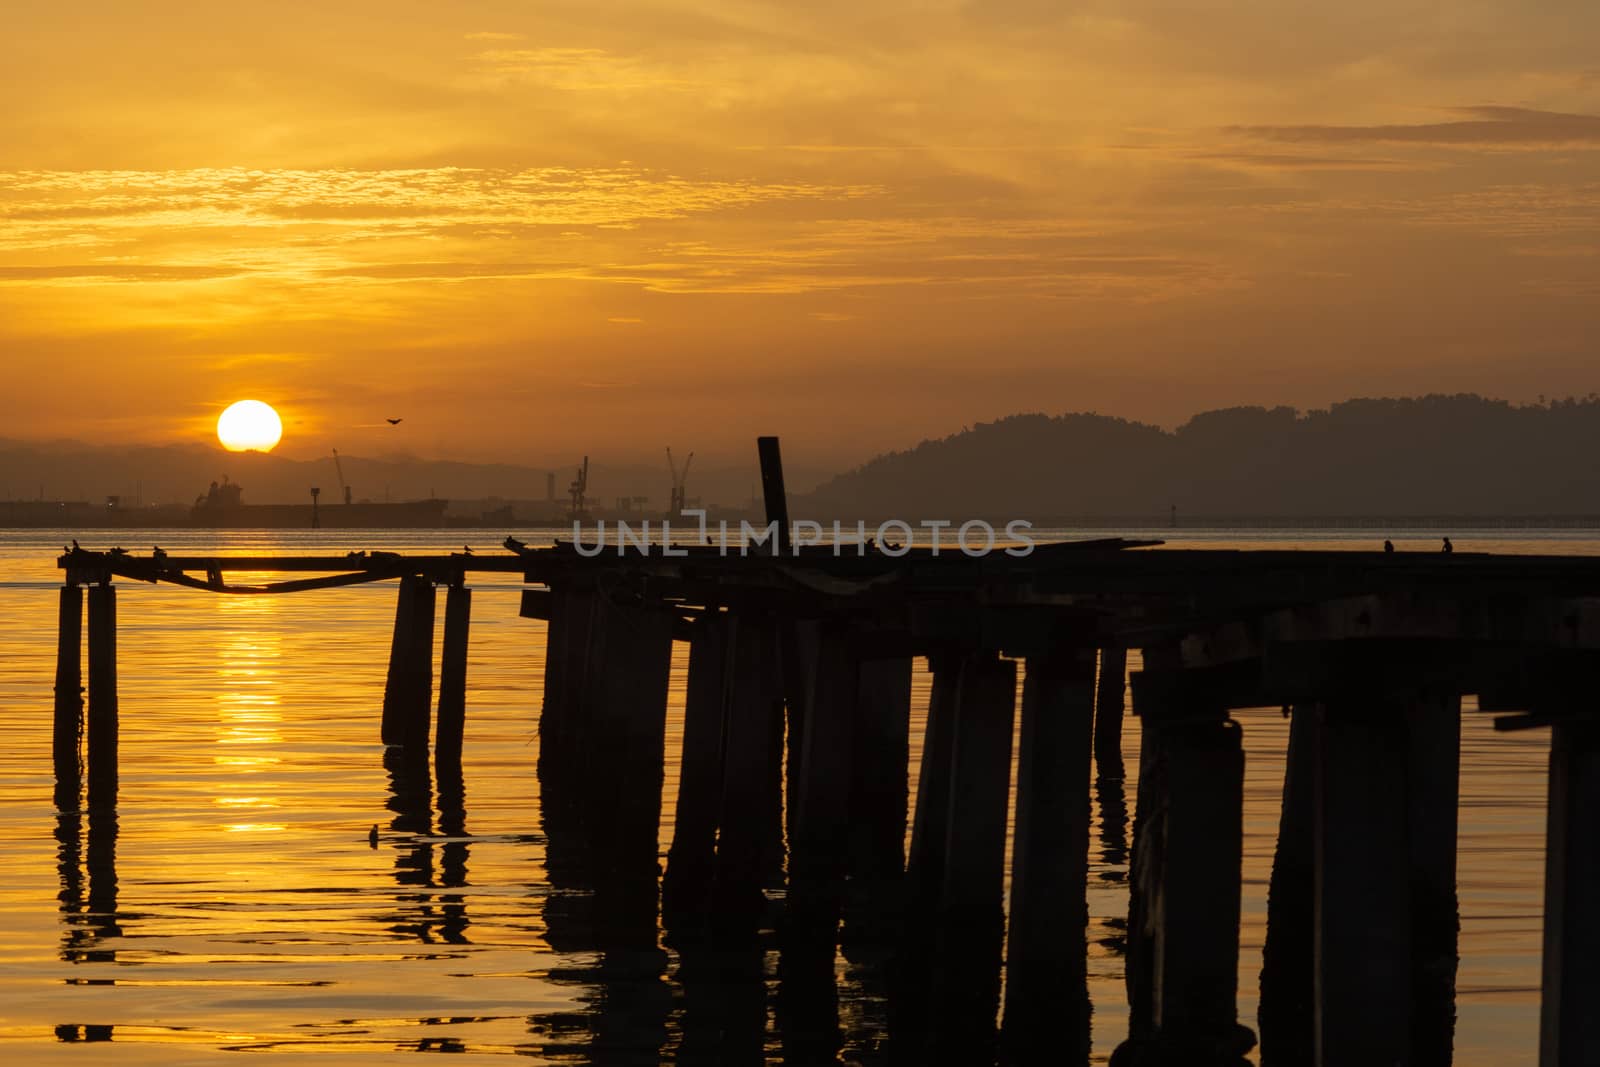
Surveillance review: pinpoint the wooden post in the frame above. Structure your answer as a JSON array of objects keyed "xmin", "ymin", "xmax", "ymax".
[
  {"xmin": 1095, "ymin": 646, "xmax": 1127, "ymax": 773},
  {"xmin": 1259, "ymin": 705, "xmax": 1315, "ymax": 1064},
  {"xmin": 929, "ymin": 653, "xmax": 1016, "ymax": 1060},
  {"xmin": 581, "ymin": 595, "xmax": 674, "ymax": 947},
  {"xmin": 1407, "ymin": 691, "xmax": 1461, "ymax": 1065},
  {"xmin": 85, "ymin": 583, "xmax": 118, "ymax": 811},
  {"xmin": 54, "ymin": 584, "xmax": 85, "ymax": 792},
  {"xmin": 842, "ymin": 653, "xmax": 912, "ymax": 950},
  {"xmin": 400, "ymin": 578, "xmax": 436, "ymax": 757},
  {"xmin": 1313, "ymin": 699, "xmax": 1412, "ymax": 1065},
  {"xmin": 1119, "ymin": 665, "xmax": 1253, "ymax": 1064},
  {"xmin": 786, "ymin": 622, "xmax": 858, "ymax": 942},
  {"xmin": 1002, "ymin": 647, "xmax": 1094, "ymax": 1058},
  {"xmin": 662, "ymin": 613, "xmax": 730, "ymax": 930},
  {"xmin": 712, "ymin": 614, "xmax": 785, "ymax": 934},
  {"xmin": 756, "ymin": 435, "xmax": 790, "ymax": 555},
  {"xmin": 905, "ymin": 654, "xmax": 961, "ymax": 915},
  {"xmin": 434, "ymin": 582, "xmax": 471, "ymax": 770},
  {"xmin": 1540, "ymin": 716, "xmax": 1600, "ymax": 1067},
  {"xmin": 381, "ymin": 577, "xmax": 418, "ymax": 746}
]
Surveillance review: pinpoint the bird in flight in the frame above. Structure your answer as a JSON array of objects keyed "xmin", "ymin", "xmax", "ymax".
[{"xmin": 386, "ymin": 417, "xmax": 403, "ymax": 425}]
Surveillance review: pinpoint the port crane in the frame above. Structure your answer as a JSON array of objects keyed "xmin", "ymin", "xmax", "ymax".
[
  {"xmin": 667, "ymin": 447, "xmax": 693, "ymax": 515},
  {"xmin": 331, "ymin": 449, "xmax": 352, "ymax": 505},
  {"xmin": 568, "ymin": 456, "xmax": 590, "ymax": 521}
]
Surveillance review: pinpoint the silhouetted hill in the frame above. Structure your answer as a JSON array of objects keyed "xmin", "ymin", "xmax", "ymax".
[{"xmin": 799, "ymin": 395, "xmax": 1600, "ymax": 519}]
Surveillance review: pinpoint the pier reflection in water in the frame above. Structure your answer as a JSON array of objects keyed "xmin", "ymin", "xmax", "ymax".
[{"xmin": 4, "ymin": 531, "xmax": 1576, "ymax": 1064}]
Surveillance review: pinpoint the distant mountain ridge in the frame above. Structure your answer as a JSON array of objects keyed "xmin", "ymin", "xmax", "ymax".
[{"xmin": 798, "ymin": 395, "xmax": 1600, "ymax": 519}]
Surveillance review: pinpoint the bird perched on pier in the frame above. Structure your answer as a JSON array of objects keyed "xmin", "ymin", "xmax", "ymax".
[
  {"xmin": 1384, "ymin": 539, "xmax": 1394, "ymax": 553},
  {"xmin": 71, "ymin": 539, "xmax": 81, "ymax": 551},
  {"xmin": 109, "ymin": 546, "xmax": 126, "ymax": 556},
  {"xmin": 462, "ymin": 545, "xmax": 473, "ymax": 556},
  {"xmin": 386, "ymin": 417, "xmax": 402, "ymax": 425},
  {"xmin": 152, "ymin": 545, "xmax": 167, "ymax": 562},
  {"xmin": 1443, "ymin": 537, "xmax": 1454, "ymax": 554},
  {"xmin": 504, "ymin": 535, "xmax": 529, "ymax": 555}
]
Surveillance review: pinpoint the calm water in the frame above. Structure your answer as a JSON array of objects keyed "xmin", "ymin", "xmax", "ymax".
[{"xmin": 0, "ymin": 528, "xmax": 1590, "ymax": 1064}]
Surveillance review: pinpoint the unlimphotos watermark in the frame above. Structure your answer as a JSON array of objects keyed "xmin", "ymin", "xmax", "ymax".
[{"xmin": 570, "ymin": 511, "xmax": 1035, "ymax": 558}]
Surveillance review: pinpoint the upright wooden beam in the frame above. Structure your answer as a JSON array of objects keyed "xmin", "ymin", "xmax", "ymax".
[
  {"xmin": 85, "ymin": 584, "xmax": 118, "ymax": 810},
  {"xmin": 434, "ymin": 582, "xmax": 471, "ymax": 770},
  {"xmin": 381, "ymin": 576, "xmax": 418, "ymax": 746},
  {"xmin": 54, "ymin": 584, "xmax": 84, "ymax": 795},
  {"xmin": 400, "ymin": 578, "xmax": 437, "ymax": 756},
  {"xmin": 1540, "ymin": 716, "xmax": 1600, "ymax": 1067},
  {"xmin": 1095, "ymin": 645, "xmax": 1127, "ymax": 772},
  {"xmin": 931, "ymin": 653, "xmax": 1016, "ymax": 1059},
  {"xmin": 1119, "ymin": 663, "xmax": 1253, "ymax": 1064},
  {"xmin": 1259, "ymin": 705, "xmax": 1315, "ymax": 1064},
  {"xmin": 756, "ymin": 435, "xmax": 790, "ymax": 555},
  {"xmin": 842, "ymin": 653, "xmax": 912, "ymax": 950},
  {"xmin": 1003, "ymin": 647, "xmax": 1094, "ymax": 1057},
  {"xmin": 712, "ymin": 614, "xmax": 785, "ymax": 933},
  {"xmin": 662, "ymin": 613, "xmax": 730, "ymax": 930},
  {"xmin": 581, "ymin": 595, "xmax": 674, "ymax": 946},
  {"xmin": 786, "ymin": 622, "xmax": 858, "ymax": 940},
  {"xmin": 905, "ymin": 654, "xmax": 961, "ymax": 915}
]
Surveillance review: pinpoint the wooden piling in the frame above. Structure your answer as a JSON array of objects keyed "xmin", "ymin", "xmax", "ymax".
[
  {"xmin": 842, "ymin": 653, "xmax": 912, "ymax": 950},
  {"xmin": 434, "ymin": 582, "xmax": 471, "ymax": 770},
  {"xmin": 381, "ymin": 576, "xmax": 418, "ymax": 746},
  {"xmin": 786, "ymin": 622, "xmax": 858, "ymax": 942},
  {"xmin": 1003, "ymin": 647, "xmax": 1095, "ymax": 1057},
  {"xmin": 662, "ymin": 613, "xmax": 730, "ymax": 930},
  {"xmin": 1406, "ymin": 690, "xmax": 1462, "ymax": 1066},
  {"xmin": 905, "ymin": 654, "xmax": 961, "ymax": 914},
  {"xmin": 53, "ymin": 585, "xmax": 84, "ymax": 791},
  {"xmin": 1120, "ymin": 665, "xmax": 1252, "ymax": 1064},
  {"xmin": 756, "ymin": 435, "xmax": 790, "ymax": 555},
  {"xmin": 1258, "ymin": 705, "xmax": 1315, "ymax": 1064},
  {"xmin": 712, "ymin": 613, "xmax": 785, "ymax": 934},
  {"xmin": 581, "ymin": 595, "xmax": 674, "ymax": 946},
  {"xmin": 931, "ymin": 653, "xmax": 1016, "ymax": 1058},
  {"xmin": 1095, "ymin": 645, "xmax": 1127, "ymax": 772},
  {"xmin": 85, "ymin": 584, "xmax": 118, "ymax": 810},
  {"xmin": 1313, "ymin": 700, "xmax": 1413, "ymax": 1065},
  {"xmin": 1540, "ymin": 716, "xmax": 1600, "ymax": 1067},
  {"xmin": 400, "ymin": 578, "xmax": 436, "ymax": 757}
]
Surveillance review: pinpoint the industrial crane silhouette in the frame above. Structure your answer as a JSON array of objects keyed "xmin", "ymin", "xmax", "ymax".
[
  {"xmin": 667, "ymin": 447, "xmax": 694, "ymax": 516},
  {"xmin": 332, "ymin": 449, "xmax": 352, "ymax": 505},
  {"xmin": 568, "ymin": 456, "xmax": 589, "ymax": 521}
]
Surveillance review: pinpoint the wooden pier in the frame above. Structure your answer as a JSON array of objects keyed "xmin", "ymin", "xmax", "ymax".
[{"xmin": 48, "ymin": 440, "xmax": 1600, "ymax": 1067}]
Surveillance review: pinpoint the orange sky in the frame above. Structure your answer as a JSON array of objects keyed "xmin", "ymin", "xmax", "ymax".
[{"xmin": 4, "ymin": 1, "xmax": 1598, "ymax": 467}]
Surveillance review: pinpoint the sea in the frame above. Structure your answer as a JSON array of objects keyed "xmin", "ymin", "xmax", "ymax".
[{"xmin": 0, "ymin": 527, "xmax": 1593, "ymax": 1065}]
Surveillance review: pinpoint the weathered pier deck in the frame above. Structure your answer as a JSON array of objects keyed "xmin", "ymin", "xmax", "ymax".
[{"xmin": 47, "ymin": 444, "xmax": 1600, "ymax": 1067}]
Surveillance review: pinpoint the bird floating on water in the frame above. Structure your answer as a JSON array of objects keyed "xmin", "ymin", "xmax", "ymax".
[{"xmin": 368, "ymin": 825, "xmax": 378, "ymax": 848}]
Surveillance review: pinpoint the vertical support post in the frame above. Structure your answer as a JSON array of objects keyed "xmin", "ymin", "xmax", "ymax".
[
  {"xmin": 1118, "ymin": 663, "xmax": 1252, "ymax": 1064},
  {"xmin": 1540, "ymin": 717, "xmax": 1600, "ymax": 1067},
  {"xmin": 435, "ymin": 582, "xmax": 471, "ymax": 770},
  {"xmin": 1407, "ymin": 691, "xmax": 1461, "ymax": 1066},
  {"xmin": 1259, "ymin": 705, "xmax": 1315, "ymax": 1063},
  {"xmin": 756, "ymin": 435, "xmax": 790, "ymax": 555},
  {"xmin": 382, "ymin": 577, "xmax": 418, "ymax": 746},
  {"xmin": 930, "ymin": 653, "xmax": 1016, "ymax": 1060},
  {"xmin": 400, "ymin": 578, "xmax": 436, "ymax": 756},
  {"xmin": 54, "ymin": 584, "xmax": 85, "ymax": 794},
  {"xmin": 787, "ymin": 622, "xmax": 858, "ymax": 938},
  {"xmin": 663, "ymin": 612, "xmax": 730, "ymax": 930},
  {"xmin": 842, "ymin": 653, "xmax": 913, "ymax": 949},
  {"xmin": 1003, "ymin": 647, "xmax": 1095, "ymax": 1057},
  {"xmin": 582, "ymin": 596, "xmax": 674, "ymax": 946},
  {"xmin": 905, "ymin": 654, "xmax": 961, "ymax": 914},
  {"xmin": 712, "ymin": 613, "xmax": 785, "ymax": 934},
  {"xmin": 1095, "ymin": 646, "xmax": 1127, "ymax": 773},
  {"xmin": 1313, "ymin": 699, "xmax": 1412, "ymax": 1064},
  {"xmin": 85, "ymin": 583, "xmax": 118, "ymax": 811}
]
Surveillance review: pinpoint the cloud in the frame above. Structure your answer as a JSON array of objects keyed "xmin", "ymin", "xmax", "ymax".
[{"xmin": 1232, "ymin": 106, "xmax": 1600, "ymax": 148}]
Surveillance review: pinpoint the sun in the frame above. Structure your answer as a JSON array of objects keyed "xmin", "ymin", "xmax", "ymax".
[{"xmin": 217, "ymin": 399, "xmax": 284, "ymax": 452}]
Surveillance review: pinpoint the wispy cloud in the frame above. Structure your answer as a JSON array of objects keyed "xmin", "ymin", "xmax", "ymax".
[{"xmin": 1232, "ymin": 107, "xmax": 1600, "ymax": 148}]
